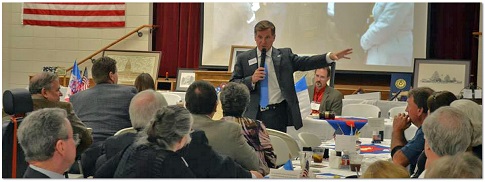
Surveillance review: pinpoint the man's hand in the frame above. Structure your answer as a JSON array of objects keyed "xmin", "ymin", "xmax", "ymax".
[
  {"xmin": 250, "ymin": 171, "xmax": 263, "ymax": 178},
  {"xmin": 251, "ymin": 67, "xmax": 266, "ymax": 84},
  {"xmin": 393, "ymin": 113, "xmax": 411, "ymax": 132},
  {"xmin": 330, "ymin": 48, "xmax": 353, "ymax": 60}
]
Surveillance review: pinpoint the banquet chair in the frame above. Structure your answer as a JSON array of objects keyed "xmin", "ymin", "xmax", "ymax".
[
  {"xmin": 342, "ymin": 104, "xmax": 381, "ymax": 118},
  {"xmin": 114, "ymin": 127, "xmax": 136, "ymax": 136},
  {"xmin": 267, "ymin": 129, "xmax": 300, "ymax": 159},
  {"xmin": 388, "ymin": 106, "xmax": 407, "ymax": 119},
  {"xmin": 298, "ymin": 132, "xmax": 322, "ymax": 147},
  {"xmin": 269, "ymin": 135, "xmax": 291, "ymax": 167},
  {"xmin": 159, "ymin": 92, "xmax": 182, "ymax": 105}
]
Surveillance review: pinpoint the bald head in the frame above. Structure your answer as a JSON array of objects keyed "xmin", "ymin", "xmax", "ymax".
[{"xmin": 129, "ymin": 89, "xmax": 168, "ymax": 129}]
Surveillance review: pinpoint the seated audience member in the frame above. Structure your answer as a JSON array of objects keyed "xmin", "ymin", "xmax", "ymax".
[
  {"xmin": 450, "ymin": 99, "xmax": 482, "ymax": 159},
  {"xmin": 220, "ymin": 82, "xmax": 277, "ymax": 175},
  {"xmin": 95, "ymin": 90, "xmax": 261, "ymax": 178},
  {"xmin": 70, "ymin": 56, "xmax": 137, "ymax": 143},
  {"xmin": 17, "ymin": 108, "xmax": 78, "ymax": 178},
  {"xmin": 185, "ymin": 80, "xmax": 261, "ymax": 172},
  {"xmin": 29, "ymin": 72, "xmax": 92, "ymax": 153},
  {"xmin": 425, "ymin": 152, "xmax": 482, "ymax": 178},
  {"xmin": 114, "ymin": 106, "xmax": 195, "ymax": 177},
  {"xmin": 391, "ymin": 87, "xmax": 434, "ymax": 173},
  {"xmin": 308, "ymin": 67, "xmax": 343, "ymax": 115},
  {"xmin": 361, "ymin": 160, "xmax": 410, "ymax": 178},
  {"xmin": 420, "ymin": 106, "xmax": 473, "ymax": 178},
  {"xmin": 412, "ymin": 90, "xmax": 457, "ymax": 177},
  {"xmin": 134, "ymin": 73, "xmax": 156, "ymax": 92}
]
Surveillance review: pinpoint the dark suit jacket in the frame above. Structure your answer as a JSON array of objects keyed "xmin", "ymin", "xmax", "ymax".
[
  {"xmin": 94, "ymin": 130, "xmax": 252, "ymax": 178},
  {"xmin": 307, "ymin": 84, "xmax": 344, "ymax": 115},
  {"xmin": 230, "ymin": 47, "xmax": 330, "ymax": 129},
  {"xmin": 32, "ymin": 95, "xmax": 93, "ymax": 154},
  {"xmin": 23, "ymin": 166, "xmax": 50, "ymax": 178},
  {"xmin": 71, "ymin": 83, "xmax": 137, "ymax": 143}
]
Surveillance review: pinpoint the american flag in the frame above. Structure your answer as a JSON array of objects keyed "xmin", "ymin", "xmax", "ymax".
[
  {"xmin": 81, "ymin": 67, "xmax": 90, "ymax": 90},
  {"xmin": 300, "ymin": 158, "xmax": 310, "ymax": 178},
  {"xmin": 22, "ymin": 2, "xmax": 125, "ymax": 27}
]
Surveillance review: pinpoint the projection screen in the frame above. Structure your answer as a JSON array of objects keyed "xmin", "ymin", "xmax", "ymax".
[{"xmin": 201, "ymin": 2, "xmax": 427, "ymax": 73}]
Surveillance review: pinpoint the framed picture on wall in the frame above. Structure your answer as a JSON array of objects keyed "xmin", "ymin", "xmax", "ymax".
[
  {"xmin": 228, "ymin": 45, "xmax": 255, "ymax": 72},
  {"xmin": 413, "ymin": 58, "xmax": 470, "ymax": 95},
  {"xmin": 103, "ymin": 50, "xmax": 161, "ymax": 86},
  {"xmin": 176, "ymin": 68, "xmax": 196, "ymax": 92}
]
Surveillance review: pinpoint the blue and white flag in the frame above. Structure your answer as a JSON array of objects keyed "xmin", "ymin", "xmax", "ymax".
[
  {"xmin": 64, "ymin": 60, "xmax": 82, "ymax": 102},
  {"xmin": 295, "ymin": 76, "xmax": 311, "ymax": 120}
]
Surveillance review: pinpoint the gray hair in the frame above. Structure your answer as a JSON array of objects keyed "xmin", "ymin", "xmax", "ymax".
[
  {"xmin": 29, "ymin": 72, "xmax": 59, "ymax": 94},
  {"xmin": 17, "ymin": 108, "xmax": 69, "ymax": 162},
  {"xmin": 220, "ymin": 82, "xmax": 250, "ymax": 117},
  {"xmin": 450, "ymin": 99, "xmax": 482, "ymax": 147},
  {"xmin": 129, "ymin": 89, "xmax": 168, "ymax": 129},
  {"xmin": 422, "ymin": 106, "xmax": 473, "ymax": 156},
  {"xmin": 425, "ymin": 152, "xmax": 482, "ymax": 178},
  {"xmin": 137, "ymin": 105, "xmax": 192, "ymax": 151}
]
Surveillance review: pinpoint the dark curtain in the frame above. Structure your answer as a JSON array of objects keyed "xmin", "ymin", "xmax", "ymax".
[
  {"xmin": 427, "ymin": 3, "xmax": 480, "ymax": 85},
  {"xmin": 153, "ymin": 3, "xmax": 201, "ymax": 77}
]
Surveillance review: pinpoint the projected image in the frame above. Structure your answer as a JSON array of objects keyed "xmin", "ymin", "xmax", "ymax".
[
  {"xmin": 361, "ymin": 3, "xmax": 414, "ymax": 67},
  {"xmin": 202, "ymin": 3, "xmax": 426, "ymax": 73}
]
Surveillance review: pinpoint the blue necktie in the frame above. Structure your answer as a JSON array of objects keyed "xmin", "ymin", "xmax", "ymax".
[{"xmin": 260, "ymin": 52, "xmax": 269, "ymax": 108}]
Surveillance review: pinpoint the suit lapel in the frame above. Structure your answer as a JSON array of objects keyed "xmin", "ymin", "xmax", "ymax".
[
  {"xmin": 271, "ymin": 48, "xmax": 281, "ymax": 79},
  {"xmin": 249, "ymin": 48, "xmax": 259, "ymax": 71}
]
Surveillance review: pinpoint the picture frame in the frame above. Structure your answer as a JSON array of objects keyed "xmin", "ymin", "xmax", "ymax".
[
  {"xmin": 413, "ymin": 58, "xmax": 470, "ymax": 95},
  {"xmin": 102, "ymin": 50, "xmax": 161, "ymax": 86},
  {"xmin": 176, "ymin": 68, "xmax": 196, "ymax": 92},
  {"xmin": 228, "ymin": 45, "xmax": 255, "ymax": 72}
]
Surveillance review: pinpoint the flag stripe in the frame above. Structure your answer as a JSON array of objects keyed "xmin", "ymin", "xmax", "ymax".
[
  {"xmin": 22, "ymin": 3, "xmax": 125, "ymax": 28},
  {"xmin": 23, "ymin": 3, "xmax": 126, "ymax": 11},
  {"xmin": 24, "ymin": 9, "xmax": 125, "ymax": 16},
  {"xmin": 23, "ymin": 20, "xmax": 125, "ymax": 27},
  {"xmin": 23, "ymin": 14, "xmax": 125, "ymax": 22}
]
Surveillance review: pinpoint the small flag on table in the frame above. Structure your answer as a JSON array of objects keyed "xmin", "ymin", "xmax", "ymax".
[
  {"xmin": 81, "ymin": 67, "xmax": 90, "ymax": 90},
  {"xmin": 64, "ymin": 60, "xmax": 82, "ymax": 102},
  {"xmin": 283, "ymin": 158, "xmax": 293, "ymax": 171}
]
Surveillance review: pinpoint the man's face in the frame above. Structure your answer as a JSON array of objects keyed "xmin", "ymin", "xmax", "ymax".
[
  {"xmin": 314, "ymin": 68, "xmax": 330, "ymax": 89},
  {"xmin": 43, "ymin": 79, "xmax": 62, "ymax": 102},
  {"xmin": 405, "ymin": 96, "xmax": 422, "ymax": 124},
  {"xmin": 61, "ymin": 120, "xmax": 77, "ymax": 170},
  {"xmin": 254, "ymin": 28, "xmax": 275, "ymax": 51}
]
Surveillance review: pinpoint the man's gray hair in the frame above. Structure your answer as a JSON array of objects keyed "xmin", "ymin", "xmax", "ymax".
[
  {"xmin": 29, "ymin": 72, "xmax": 59, "ymax": 94},
  {"xmin": 137, "ymin": 105, "xmax": 193, "ymax": 151},
  {"xmin": 129, "ymin": 89, "xmax": 168, "ymax": 129},
  {"xmin": 450, "ymin": 99, "xmax": 482, "ymax": 147},
  {"xmin": 17, "ymin": 108, "xmax": 69, "ymax": 162},
  {"xmin": 425, "ymin": 152, "xmax": 482, "ymax": 178},
  {"xmin": 422, "ymin": 106, "xmax": 473, "ymax": 156},
  {"xmin": 220, "ymin": 82, "xmax": 250, "ymax": 117}
]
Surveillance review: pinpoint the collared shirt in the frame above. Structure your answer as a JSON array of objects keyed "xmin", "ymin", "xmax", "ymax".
[
  {"xmin": 29, "ymin": 164, "xmax": 65, "ymax": 178},
  {"xmin": 313, "ymin": 86, "xmax": 326, "ymax": 103},
  {"xmin": 252, "ymin": 48, "xmax": 334, "ymax": 105}
]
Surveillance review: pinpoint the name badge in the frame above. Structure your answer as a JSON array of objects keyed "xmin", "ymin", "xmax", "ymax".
[
  {"xmin": 311, "ymin": 102, "xmax": 320, "ymax": 110},
  {"xmin": 248, "ymin": 58, "xmax": 257, "ymax": 66}
]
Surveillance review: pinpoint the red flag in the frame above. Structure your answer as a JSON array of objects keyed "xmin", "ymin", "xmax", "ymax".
[{"xmin": 22, "ymin": 2, "xmax": 125, "ymax": 27}]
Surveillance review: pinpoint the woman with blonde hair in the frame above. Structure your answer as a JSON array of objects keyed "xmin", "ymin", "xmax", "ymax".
[{"xmin": 361, "ymin": 160, "xmax": 410, "ymax": 178}]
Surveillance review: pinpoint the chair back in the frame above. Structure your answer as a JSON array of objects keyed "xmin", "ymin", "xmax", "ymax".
[
  {"xmin": 160, "ymin": 92, "xmax": 182, "ymax": 105},
  {"xmin": 269, "ymin": 135, "xmax": 291, "ymax": 167},
  {"xmin": 267, "ymin": 129, "xmax": 300, "ymax": 159},
  {"xmin": 342, "ymin": 104, "xmax": 381, "ymax": 118},
  {"xmin": 298, "ymin": 132, "xmax": 321, "ymax": 147},
  {"xmin": 114, "ymin": 127, "xmax": 136, "ymax": 136},
  {"xmin": 388, "ymin": 106, "xmax": 407, "ymax": 119}
]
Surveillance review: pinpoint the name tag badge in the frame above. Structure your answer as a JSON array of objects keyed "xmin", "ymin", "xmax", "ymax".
[
  {"xmin": 311, "ymin": 102, "xmax": 320, "ymax": 110},
  {"xmin": 248, "ymin": 58, "xmax": 257, "ymax": 66}
]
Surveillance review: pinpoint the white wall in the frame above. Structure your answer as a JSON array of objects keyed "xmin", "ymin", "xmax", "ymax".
[{"xmin": 2, "ymin": 2, "xmax": 152, "ymax": 92}]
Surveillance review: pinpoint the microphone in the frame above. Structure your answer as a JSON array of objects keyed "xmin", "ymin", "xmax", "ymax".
[{"xmin": 260, "ymin": 48, "xmax": 267, "ymax": 67}]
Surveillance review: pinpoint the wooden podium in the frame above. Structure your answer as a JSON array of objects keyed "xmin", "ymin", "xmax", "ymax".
[{"xmin": 194, "ymin": 71, "xmax": 232, "ymax": 87}]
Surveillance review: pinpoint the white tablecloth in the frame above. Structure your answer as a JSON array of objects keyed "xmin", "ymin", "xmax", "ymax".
[{"xmin": 287, "ymin": 117, "xmax": 418, "ymax": 142}]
